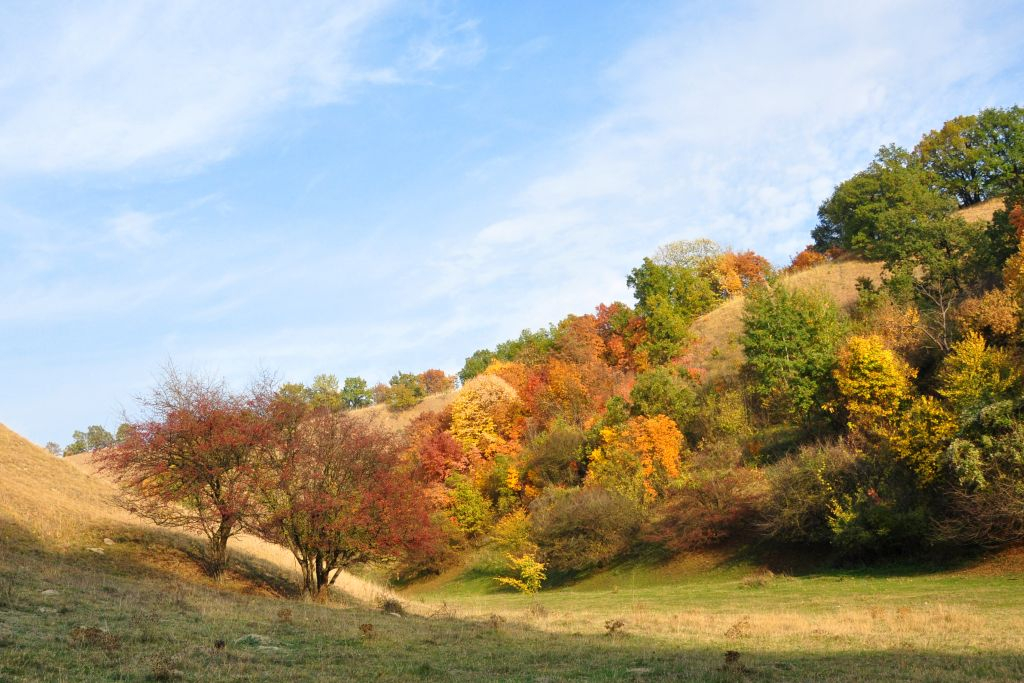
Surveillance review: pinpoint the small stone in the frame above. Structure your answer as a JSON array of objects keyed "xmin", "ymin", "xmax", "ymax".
[
  {"xmin": 87, "ymin": 547, "xmax": 105, "ymax": 555},
  {"xmin": 37, "ymin": 607, "xmax": 57, "ymax": 614},
  {"xmin": 40, "ymin": 589, "xmax": 59, "ymax": 596},
  {"xmin": 103, "ymin": 538, "xmax": 115, "ymax": 546}
]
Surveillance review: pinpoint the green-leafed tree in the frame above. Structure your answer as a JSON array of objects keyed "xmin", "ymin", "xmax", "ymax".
[
  {"xmin": 741, "ymin": 286, "xmax": 847, "ymax": 424},
  {"xmin": 340, "ymin": 376, "xmax": 373, "ymax": 408},
  {"xmin": 627, "ymin": 257, "xmax": 717, "ymax": 364}
]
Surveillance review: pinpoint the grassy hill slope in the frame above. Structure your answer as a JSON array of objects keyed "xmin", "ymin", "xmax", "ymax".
[{"xmin": 687, "ymin": 259, "xmax": 883, "ymax": 383}]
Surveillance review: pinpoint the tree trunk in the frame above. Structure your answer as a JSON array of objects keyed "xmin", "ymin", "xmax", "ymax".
[{"xmin": 204, "ymin": 521, "xmax": 233, "ymax": 578}]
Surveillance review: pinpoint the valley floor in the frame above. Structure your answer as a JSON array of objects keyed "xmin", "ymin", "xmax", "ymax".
[{"xmin": 3, "ymin": 521, "xmax": 1024, "ymax": 682}]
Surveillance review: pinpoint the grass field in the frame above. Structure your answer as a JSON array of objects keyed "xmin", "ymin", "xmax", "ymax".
[{"xmin": 4, "ymin": 526, "xmax": 1024, "ymax": 682}]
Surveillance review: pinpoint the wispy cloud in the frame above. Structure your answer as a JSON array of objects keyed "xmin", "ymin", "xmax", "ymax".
[
  {"xmin": 405, "ymin": 0, "xmax": 1024, "ymax": 348},
  {"xmin": 0, "ymin": 1, "xmax": 397, "ymax": 176}
]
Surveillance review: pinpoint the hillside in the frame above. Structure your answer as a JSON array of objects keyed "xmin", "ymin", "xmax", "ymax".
[
  {"xmin": 686, "ymin": 259, "xmax": 883, "ymax": 382},
  {"xmin": 350, "ymin": 390, "xmax": 458, "ymax": 431}
]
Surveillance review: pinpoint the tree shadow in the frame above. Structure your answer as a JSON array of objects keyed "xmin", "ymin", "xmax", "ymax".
[{"xmin": 3, "ymin": 518, "xmax": 1024, "ymax": 682}]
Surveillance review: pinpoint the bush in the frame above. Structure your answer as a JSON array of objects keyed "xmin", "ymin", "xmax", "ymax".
[
  {"xmin": 521, "ymin": 423, "xmax": 585, "ymax": 491},
  {"xmin": 629, "ymin": 366, "xmax": 697, "ymax": 432},
  {"xmin": 759, "ymin": 442, "xmax": 860, "ymax": 544},
  {"xmin": 644, "ymin": 465, "xmax": 766, "ymax": 551},
  {"xmin": 445, "ymin": 474, "xmax": 493, "ymax": 540},
  {"xmin": 494, "ymin": 553, "xmax": 546, "ymax": 594},
  {"xmin": 529, "ymin": 487, "xmax": 640, "ymax": 573}
]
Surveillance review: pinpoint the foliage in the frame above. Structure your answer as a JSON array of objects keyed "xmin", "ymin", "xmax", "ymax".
[
  {"xmin": 788, "ymin": 247, "xmax": 827, "ymax": 272},
  {"xmin": 741, "ymin": 285, "xmax": 846, "ymax": 423},
  {"xmin": 629, "ymin": 366, "xmax": 697, "ymax": 432},
  {"xmin": 341, "ymin": 376, "xmax": 373, "ymax": 408},
  {"xmin": 449, "ymin": 375, "xmax": 521, "ymax": 458},
  {"xmin": 585, "ymin": 414, "xmax": 684, "ymax": 506},
  {"xmin": 386, "ymin": 372, "xmax": 427, "ymax": 411},
  {"xmin": 251, "ymin": 408, "xmax": 437, "ymax": 599},
  {"xmin": 812, "ymin": 145, "xmax": 954, "ymax": 255},
  {"xmin": 627, "ymin": 257, "xmax": 718, "ymax": 364},
  {"xmin": 418, "ymin": 369, "xmax": 456, "ymax": 394},
  {"xmin": 832, "ymin": 335, "xmax": 916, "ymax": 435},
  {"xmin": 63, "ymin": 425, "xmax": 115, "ymax": 456},
  {"xmin": 915, "ymin": 106, "xmax": 1024, "ymax": 205},
  {"xmin": 494, "ymin": 553, "xmax": 546, "ymax": 594},
  {"xmin": 759, "ymin": 442, "xmax": 860, "ymax": 544},
  {"xmin": 460, "ymin": 349, "xmax": 497, "ymax": 383},
  {"xmin": 444, "ymin": 473, "xmax": 493, "ymax": 540},
  {"xmin": 95, "ymin": 367, "xmax": 268, "ymax": 576},
  {"xmin": 938, "ymin": 332, "xmax": 1020, "ymax": 419},
  {"xmin": 529, "ymin": 487, "xmax": 640, "ymax": 573},
  {"xmin": 644, "ymin": 463, "xmax": 766, "ymax": 551},
  {"xmin": 957, "ymin": 288, "xmax": 1021, "ymax": 342},
  {"xmin": 890, "ymin": 396, "xmax": 958, "ymax": 484},
  {"xmin": 521, "ymin": 422, "xmax": 585, "ymax": 492}
]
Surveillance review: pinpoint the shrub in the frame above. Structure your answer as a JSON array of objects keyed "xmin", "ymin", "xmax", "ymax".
[
  {"xmin": 521, "ymin": 423, "xmax": 585, "ymax": 491},
  {"xmin": 585, "ymin": 415, "xmax": 685, "ymax": 506},
  {"xmin": 832, "ymin": 335, "xmax": 915, "ymax": 436},
  {"xmin": 938, "ymin": 331, "xmax": 1020, "ymax": 419},
  {"xmin": 529, "ymin": 487, "xmax": 640, "ymax": 573},
  {"xmin": 629, "ymin": 366, "xmax": 698, "ymax": 432},
  {"xmin": 644, "ymin": 465, "xmax": 767, "ymax": 551},
  {"xmin": 759, "ymin": 442, "xmax": 860, "ymax": 544},
  {"xmin": 444, "ymin": 474, "xmax": 493, "ymax": 540},
  {"xmin": 494, "ymin": 554, "xmax": 546, "ymax": 594}
]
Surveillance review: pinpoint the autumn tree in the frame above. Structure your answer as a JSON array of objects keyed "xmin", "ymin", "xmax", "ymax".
[
  {"xmin": 586, "ymin": 414, "xmax": 685, "ymax": 507},
  {"xmin": 385, "ymin": 372, "xmax": 426, "ymax": 410},
  {"xmin": 832, "ymin": 335, "xmax": 915, "ymax": 437},
  {"xmin": 63, "ymin": 425, "xmax": 115, "ymax": 455},
  {"xmin": 251, "ymin": 408, "xmax": 436, "ymax": 600},
  {"xmin": 915, "ymin": 106, "xmax": 1024, "ymax": 205},
  {"xmin": 96, "ymin": 368, "xmax": 269, "ymax": 576},
  {"xmin": 627, "ymin": 257, "xmax": 717, "ymax": 364},
  {"xmin": 418, "ymin": 369, "xmax": 456, "ymax": 395}
]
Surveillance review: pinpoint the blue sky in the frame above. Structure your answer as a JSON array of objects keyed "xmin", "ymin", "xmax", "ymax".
[{"xmin": 2, "ymin": 0, "xmax": 1023, "ymax": 446}]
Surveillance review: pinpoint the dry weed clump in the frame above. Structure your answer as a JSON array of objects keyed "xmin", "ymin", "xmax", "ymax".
[
  {"xmin": 69, "ymin": 626, "xmax": 121, "ymax": 653},
  {"xmin": 604, "ymin": 619, "xmax": 626, "ymax": 636},
  {"xmin": 276, "ymin": 607, "xmax": 293, "ymax": 624},
  {"xmin": 359, "ymin": 623, "xmax": 376, "ymax": 640},
  {"xmin": 724, "ymin": 616, "xmax": 751, "ymax": 639},
  {"xmin": 739, "ymin": 569, "xmax": 776, "ymax": 589},
  {"xmin": 377, "ymin": 594, "xmax": 406, "ymax": 616}
]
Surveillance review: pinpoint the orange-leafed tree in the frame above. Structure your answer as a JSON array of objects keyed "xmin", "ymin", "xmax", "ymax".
[
  {"xmin": 418, "ymin": 369, "xmax": 456, "ymax": 395},
  {"xmin": 586, "ymin": 414, "xmax": 685, "ymax": 506}
]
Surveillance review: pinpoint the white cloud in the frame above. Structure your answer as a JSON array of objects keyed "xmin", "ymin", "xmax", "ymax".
[
  {"xmin": 0, "ymin": 1, "xmax": 397, "ymax": 175},
  {"xmin": 400, "ymin": 0, "xmax": 1024, "ymax": 351}
]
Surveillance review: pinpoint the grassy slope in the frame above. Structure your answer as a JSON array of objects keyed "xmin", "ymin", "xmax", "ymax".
[
  {"xmin": 8, "ymin": 426, "xmax": 1024, "ymax": 681},
  {"xmin": 687, "ymin": 259, "xmax": 884, "ymax": 383}
]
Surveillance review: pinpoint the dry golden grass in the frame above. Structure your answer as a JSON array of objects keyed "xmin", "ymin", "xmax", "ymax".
[
  {"xmin": 687, "ymin": 260, "xmax": 884, "ymax": 382},
  {"xmin": 350, "ymin": 390, "xmax": 457, "ymax": 432},
  {"xmin": 956, "ymin": 196, "xmax": 1005, "ymax": 224}
]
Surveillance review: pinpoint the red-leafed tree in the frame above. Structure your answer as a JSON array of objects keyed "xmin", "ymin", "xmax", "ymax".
[
  {"xmin": 96, "ymin": 367, "xmax": 270, "ymax": 576},
  {"xmin": 252, "ymin": 406, "xmax": 438, "ymax": 600}
]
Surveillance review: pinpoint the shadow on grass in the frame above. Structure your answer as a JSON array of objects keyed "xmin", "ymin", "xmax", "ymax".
[{"xmin": 2, "ymin": 518, "xmax": 1024, "ymax": 682}]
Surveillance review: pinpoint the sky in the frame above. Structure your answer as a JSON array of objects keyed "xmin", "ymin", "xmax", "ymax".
[{"xmin": 2, "ymin": 0, "xmax": 1024, "ymax": 447}]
